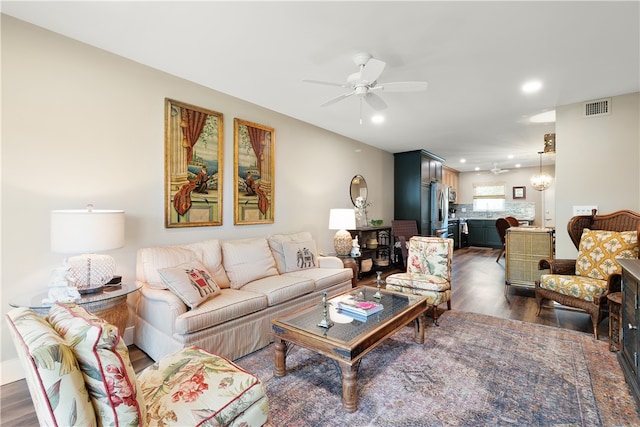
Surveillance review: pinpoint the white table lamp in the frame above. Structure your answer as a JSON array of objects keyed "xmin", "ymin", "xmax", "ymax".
[
  {"xmin": 329, "ymin": 208, "xmax": 356, "ymax": 256},
  {"xmin": 51, "ymin": 204, "xmax": 125, "ymax": 293}
]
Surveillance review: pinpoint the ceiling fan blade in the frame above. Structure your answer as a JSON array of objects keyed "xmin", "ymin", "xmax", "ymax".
[
  {"xmin": 360, "ymin": 58, "xmax": 386, "ymax": 83},
  {"xmin": 303, "ymin": 79, "xmax": 349, "ymax": 88},
  {"xmin": 320, "ymin": 90, "xmax": 355, "ymax": 107},
  {"xmin": 364, "ymin": 92, "xmax": 387, "ymax": 111},
  {"xmin": 378, "ymin": 81, "xmax": 428, "ymax": 92}
]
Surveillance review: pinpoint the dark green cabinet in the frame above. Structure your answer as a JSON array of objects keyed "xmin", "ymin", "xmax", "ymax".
[
  {"xmin": 394, "ymin": 150, "xmax": 444, "ymax": 236},
  {"xmin": 620, "ymin": 259, "xmax": 640, "ymax": 407},
  {"xmin": 466, "ymin": 219, "xmax": 501, "ymax": 248}
]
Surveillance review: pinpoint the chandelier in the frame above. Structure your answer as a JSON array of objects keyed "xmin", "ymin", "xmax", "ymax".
[{"xmin": 530, "ymin": 151, "xmax": 552, "ymax": 191}]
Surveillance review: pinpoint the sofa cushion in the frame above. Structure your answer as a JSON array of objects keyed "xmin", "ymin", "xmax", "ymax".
[
  {"xmin": 174, "ymin": 289, "xmax": 268, "ymax": 334},
  {"xmin": 242, "ymin": 274, "xmax": 315, "ymax": 306},
  {"xmin": 158, "ymin": 260, "xmax": 221, "ymax": 309},
  {"xmin": 48, "ymin": 303, "xmax": 146, "ymax": 427},
  {"xmin": 282, "ymin": 240, "xmax": 318, "ymax": 272},
  {"xmin": 137, "ymin": 346, "xmax": 268, "ymax": 427},
  {"xmin": 222, "ymin": 238, "xmax": 279, "ymax": 289},
  {"xmin": 268, "ymin": 231, "xmax": 314, "ymax": 273},
  {"xmin": 182, "ymin": 239, "xmax": 231, "ymax": 289},
  {"xmin": 138, "ymin": 246, "xmax": 198, "ymax": 289},
  {"xmin": 283, "ymin": 267, "xmax": 352, "ymax": 291},
  {"xmin": 6, "ymin": 307, "xmax": 97, "ymax": 427},
  {"xmin": 575, "ymin": 229, "xmax": 638, "ymax": 280}
]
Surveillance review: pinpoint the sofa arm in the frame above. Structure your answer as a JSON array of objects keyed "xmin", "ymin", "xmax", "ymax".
[
  {"xmin": 317, "ymin": 256, "xmax": 344, "ymax": 269},
  {"xmin": 136, "ymin": 281, "xmax": 187, "ymax": 335}
]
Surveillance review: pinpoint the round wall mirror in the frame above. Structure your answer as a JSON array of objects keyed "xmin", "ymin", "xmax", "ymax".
[{"xmin": 350, "ymin": 175, "xmax": 368, "ymax": 206}]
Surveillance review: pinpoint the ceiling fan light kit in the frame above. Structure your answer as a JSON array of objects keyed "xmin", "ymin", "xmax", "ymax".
[{"xmin": 304, "ymin": 52, "xmax": 428, "ymax": 122}]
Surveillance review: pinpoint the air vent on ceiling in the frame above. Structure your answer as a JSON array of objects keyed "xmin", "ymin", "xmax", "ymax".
[{"xmin": 583, "ymin": 98, "xmax": 611, "ymax": 117}]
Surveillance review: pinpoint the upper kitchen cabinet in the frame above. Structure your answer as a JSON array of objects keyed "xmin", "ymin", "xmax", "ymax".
[
  {"xmin": 394, "ymin": 150, "xmax": 445, "ymax": 235},
  {"xmin": 442, "ymin": 166, "xmax": 459, "ymax": 203}
]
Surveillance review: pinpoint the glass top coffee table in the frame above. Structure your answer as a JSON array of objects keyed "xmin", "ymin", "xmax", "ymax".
[{"xmin": 271, "ymin": 285, "xmax": 428, "ymax": 412}]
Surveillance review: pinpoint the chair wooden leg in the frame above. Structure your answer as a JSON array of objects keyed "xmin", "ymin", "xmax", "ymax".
[
  {"xmin": 432, "ymin": 306, "xmax": 440, "ymax": 326},
  {"xmin": 496, "ymin": 246, "xmax": 505, "ymax": 262}
]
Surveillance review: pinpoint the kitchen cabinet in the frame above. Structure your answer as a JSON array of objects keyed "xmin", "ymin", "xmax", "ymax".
[
  {"xmin": 348, "ymin": 226, "xmax": 391, "ymax": 279},
  {"xmin": 394, "ymin": 150, "xmax": 444, "ymax": 235},
  {"xmin": 619, "ymin": 259, "xmax": 640, "ymax": 406},
  {"xmin": 466, "ymin": 219, "xmax": 501, "ymax": 248},
  {"xmin": 442, "ymin": 166, "xmax": 459, "ymax": 203}
]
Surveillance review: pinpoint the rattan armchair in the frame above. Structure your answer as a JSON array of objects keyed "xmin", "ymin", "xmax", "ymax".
[
  {"xmin": 495, "ymin": 216, "xmax": 520, "ymax": 262},
  {"xmin": 535, "ymin": 210, "xmax": 640, "ymax": 339}
]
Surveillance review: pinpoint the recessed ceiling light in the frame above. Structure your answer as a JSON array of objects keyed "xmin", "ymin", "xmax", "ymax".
[
  {"xmin": 508, "ymin": 154, "xmax": 514, "ymax": 159},
  {"xmin": 515, "ymin": 164, "xmax": 521, "ymax": 168},
  {"xmin": 371, "ymin": 115, "xmax": 385, "ymax": 124},
  {"xmin": 474, "ymin": 167, "xmax": 480, "ymax": 171},
  {"xmin": 460, "ymin": 158, "xmax": 466, "ymax": 163},
  {"xmin": 530, "ymin": 110, "xmax": 556, "ymax": 123},
  {"xmin": 522, "ymin": 80, "xmax": 542, "ymax": 94}
]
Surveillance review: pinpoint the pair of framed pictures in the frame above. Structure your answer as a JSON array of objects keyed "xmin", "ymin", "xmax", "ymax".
[{"xmin": 164, "ymin": 98, "xmax": 274, "ymax": 228}]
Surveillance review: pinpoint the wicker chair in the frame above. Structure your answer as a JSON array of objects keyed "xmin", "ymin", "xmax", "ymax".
[
  {"xmin": 392, "ymin": 220, "xmax": 419, "ymax": 268},
  {"xmin": 535, "ymin": 209, "xmax": 640, "ymax": 339},
  {"xmin": 495, "ymin": 216, "xmax": 520, "ymax": 262}
]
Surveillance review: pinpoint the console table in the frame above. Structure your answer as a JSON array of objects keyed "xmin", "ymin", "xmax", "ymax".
[
  {"xmin": 9, "ymin": 283, "xmax": 141, "ymax": 333},
  {"xmin": 619, "ymin": 259, "xmax": 640, "ymax": 406},
  {"xmin": 348, "ymin": 226, "xmax": 391, "ymax": 279}
]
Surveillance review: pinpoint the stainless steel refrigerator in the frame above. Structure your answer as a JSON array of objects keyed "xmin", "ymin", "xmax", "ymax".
[{"xmin": 428, "ymin": 183, "xmax": 449, "ymax": 237}]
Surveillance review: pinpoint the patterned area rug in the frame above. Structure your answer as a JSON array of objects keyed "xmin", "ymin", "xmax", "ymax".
[{"xmin": 235, "ymin": 310, "xmax": 640, "ymax": 426}]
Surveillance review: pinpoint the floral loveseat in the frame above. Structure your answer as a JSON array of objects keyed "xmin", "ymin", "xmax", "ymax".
[
  {"xmin": 134, "ymin": 231, "xmax": 353, "ymax": 362},
  {"xmin": 6, "ymin": 303, "xmax": 268, "ymax": 427}
]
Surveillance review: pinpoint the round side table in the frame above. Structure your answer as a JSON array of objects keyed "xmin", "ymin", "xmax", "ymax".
[
  {"xmin": 9, "ymin": 283, "xmax": 141, "ymax": 333},
  {"xmin": 607, "ymin": 292, "xmax": 622, "ymax": 352}
]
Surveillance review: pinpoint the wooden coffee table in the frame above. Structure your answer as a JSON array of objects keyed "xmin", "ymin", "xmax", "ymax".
[{"xmin": 271, "ymin": 286, "xmax": 428, "ymax": 412}]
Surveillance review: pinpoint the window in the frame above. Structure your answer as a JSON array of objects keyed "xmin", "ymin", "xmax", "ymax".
[{"xmin": 473, "ymin": 182, "xmax": 506, "ymax": 211}]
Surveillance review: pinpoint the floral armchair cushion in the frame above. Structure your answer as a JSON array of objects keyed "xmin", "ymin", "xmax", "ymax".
[
  {"xmin": 137, "ymin": 346, "xmax": 269, "ymax": 426},
  {"xmin": 48, "ymin": 303, "xmax": 146, "ymax": 427},
  {"xmin": 6, "ymin": 307, "xmax": 97, "ymax": 427},
  {"xmin": 575, "ymin": 229, "xmax": 638, "ymax": 280},
  {"xmin": 406, "ymin": 236, "xmax": 453, "ymax": 280},
  {"xmin": 538, "ymin": 274, "xmax": 608, "ymax": 302}
]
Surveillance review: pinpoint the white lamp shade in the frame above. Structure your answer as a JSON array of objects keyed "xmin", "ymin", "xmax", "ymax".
[
  {"xmin": 329, "ymin": 209, "xmax": 356, "ymax": 230},
  {"xmin": 51, "ymin": 209, "xmax": 125, "ymax": 253}
]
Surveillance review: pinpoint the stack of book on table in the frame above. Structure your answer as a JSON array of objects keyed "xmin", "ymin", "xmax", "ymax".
[{"xmin": 335, "ymin": 297, "xmax": 383, "ymax": 322}]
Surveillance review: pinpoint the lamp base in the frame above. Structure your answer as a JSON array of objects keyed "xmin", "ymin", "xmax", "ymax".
[
  {"xmin": 334, "ymin": 229, "xmax": 353, "ymax": 256},
  {"xmin": 67, "ymin": 254, "xmax": 116, "ymax": 293}
]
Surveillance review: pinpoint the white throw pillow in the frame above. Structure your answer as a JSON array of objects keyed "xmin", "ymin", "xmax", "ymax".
[
  {"xmin": 268, "ymin": 231, "xmax": 314, "ymax": 273},
  {"xmin": 157, "ymin": 260, "xmax": 221, "ymax": 308},
  {"xmin": 137, "ymin": 246, "xmax": 198, "ymax": 289},
  {"xmin": 222, "ymin": 238, "xmax": 278, "ymax": 289},
  {"xmin": 283, "ymin": 240, "xmax": 318, "ymax": 272}
]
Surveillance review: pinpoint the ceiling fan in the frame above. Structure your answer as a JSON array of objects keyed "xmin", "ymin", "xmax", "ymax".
[
  {"xmin": 303, "ymin": 52, "xmax": 428, "ymax": 122},
  {"xmin": 489, "ymin": 163, "xmax": 509, "ymax": 175}
]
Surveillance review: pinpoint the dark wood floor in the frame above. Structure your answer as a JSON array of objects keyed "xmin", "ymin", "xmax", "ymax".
[{"xmin": 0, "ymin": 246, "xmax": 609, "ymax": 426}]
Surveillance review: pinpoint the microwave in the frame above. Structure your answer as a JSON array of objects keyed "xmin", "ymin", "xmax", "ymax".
[{"xmin": 448, "ymin": 188, "xmax": 457, "ymax": 203}]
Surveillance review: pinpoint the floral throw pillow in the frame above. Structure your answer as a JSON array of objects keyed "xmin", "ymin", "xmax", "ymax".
[
  {"xmin": 576, "ymin": 229, "xmax": 638, "ymax": 280},
  {"xmin": 157, "ymin": 260, "xmax": 221, "ymax": 309},
  {"xmin": 48, "ymin": 302, "xmax": 146, "ymax": 427}
]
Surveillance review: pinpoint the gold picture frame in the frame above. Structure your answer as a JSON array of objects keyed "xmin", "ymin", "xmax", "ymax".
[
  {"xmin": 234, "ymin": 118, "xmax": 275, "ymax": 225},
  {"xmin": 513, "ymin": 186, "xmax": 526, "ymax": 199},
  {"xmin": 165, "ymin": 98, "xmax": 223, "ymax": 228}
]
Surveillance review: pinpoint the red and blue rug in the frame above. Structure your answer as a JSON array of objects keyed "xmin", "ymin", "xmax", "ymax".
[{"xmin": 235, "ymin": 310, "xmax": 639, "ymax": 426}]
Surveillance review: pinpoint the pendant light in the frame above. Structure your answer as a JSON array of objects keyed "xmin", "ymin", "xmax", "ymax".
[{"xmin": 530, "ymin": 151, "xmax": 552, "ymax": 191}]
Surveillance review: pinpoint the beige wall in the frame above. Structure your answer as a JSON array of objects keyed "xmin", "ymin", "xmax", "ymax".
[
  {"xmin": 0, "ymin": 16, "xmax": 394, "ymax": 373},
  {"xmin": 555, "ymin": 92, "xmax": 640, "ymax": 257}
]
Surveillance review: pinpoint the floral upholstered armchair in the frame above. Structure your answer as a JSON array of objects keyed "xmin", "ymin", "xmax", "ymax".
[
  {"xmin": 6, "ymin": 302, "xmax": 269, "ymax": 427},
  {"xmin": 535, "ymin": 210, "xmax": 640, "ymax": 339},
  {"xmin": 386, "ymin": 236, "xmax": 453, "ymax": 325}
]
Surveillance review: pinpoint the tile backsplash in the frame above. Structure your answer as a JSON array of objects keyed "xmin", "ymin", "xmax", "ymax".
[{"xmin": 451, "ymin": 202, "xmax": 535, "ymax": 220}]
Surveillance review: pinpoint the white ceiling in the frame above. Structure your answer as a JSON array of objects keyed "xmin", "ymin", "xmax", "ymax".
[{"xmin": 3, "ymin": 1, "xmax": 639, "ymax": 172}]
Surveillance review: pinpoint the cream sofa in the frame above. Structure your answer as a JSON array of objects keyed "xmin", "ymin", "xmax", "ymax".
[{"xmin": 134, "ymin": 231, "xmax": 353, "ymax": 362}]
